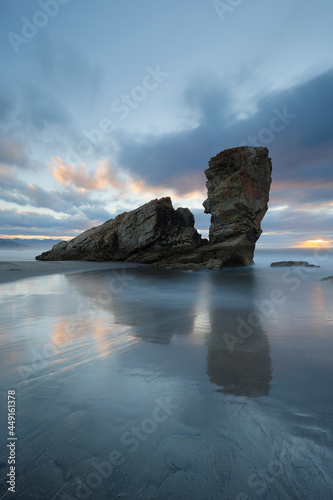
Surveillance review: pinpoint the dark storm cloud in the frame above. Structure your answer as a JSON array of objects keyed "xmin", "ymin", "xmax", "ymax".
[
  {"xmin": 281, "ymin": 70, "xmax": 333, "ymax": 147},
  {"xmin": 115, "ymin": 69, "xmax": 333, "ymax": 198},
  {"xmin": 183, "ymin": 75, "xmax": 232, "ymax": 126}
]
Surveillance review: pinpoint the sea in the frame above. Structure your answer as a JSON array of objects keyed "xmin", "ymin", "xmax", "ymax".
[{"xmin": 0, "ymin": 248, "xmax": 332, "ymax": 499}]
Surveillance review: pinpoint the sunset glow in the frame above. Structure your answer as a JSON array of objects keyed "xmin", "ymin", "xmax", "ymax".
[
  {"xmin": 0, "ymin": 234, "xmax": 73, "ymax": 240},
  {"xmin": 292, "ymin": 239, "xmax": 332, "ymax": 248}
]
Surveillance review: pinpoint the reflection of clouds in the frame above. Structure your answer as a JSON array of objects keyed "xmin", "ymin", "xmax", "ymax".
[
  {"xmin": 310, "ymin": 284, "xmax": 326, "ymax": 313},
  {"xmin": 305, "ymin": 283, "xmax": 333, "ymax": 332},
  {"xmin": 0, "ymin": 326, "xmax": 21, "ymax": 365},
  {"xmin": 66, "ymin": 269, "xmax": 198, "ymax": 345},
  {"xmin": 51, "ymin": 315, "xmax": 134, "ymax": 361},
  {"xmin": 192, "ymin": 275, "xmax": 211, "ymax": 340}
]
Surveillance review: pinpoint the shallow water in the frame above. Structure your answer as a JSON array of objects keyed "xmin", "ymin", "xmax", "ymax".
[
  {"xmin": 0, "ymin": 249, "xmax": 333, "ymax": 499},
  {"xmin": 0, "ymin": 249, "xmax": 46, "ymax": 261}
]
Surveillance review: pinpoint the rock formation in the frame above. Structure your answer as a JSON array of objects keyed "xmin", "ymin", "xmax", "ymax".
[
  {"xmin": 36, "ymin": 146, "xmax": 272, "ymax": 267},
  {"xmin": 36, "ymin": 197, "xmax": 203, "ymax": 262},
  {"xmin": 201, "ymin": 146, "xmax": 272, "ymax": 265}
]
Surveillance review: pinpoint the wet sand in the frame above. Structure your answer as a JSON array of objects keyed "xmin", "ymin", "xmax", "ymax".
[
  {"xmin": 0, "ymin": 260, "xmax": 145, "ymax": 284},
  {"xmin": 0, "ymin": 253, "xmax": 333, "ymax": 499}
]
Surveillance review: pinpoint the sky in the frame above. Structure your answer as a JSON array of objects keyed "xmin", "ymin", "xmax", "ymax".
[{"xmin": 1, "ymin": 0, "xmax": 333, "ymax": 248}]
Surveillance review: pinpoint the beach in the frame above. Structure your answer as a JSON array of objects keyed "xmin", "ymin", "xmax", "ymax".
[{"xmin": 0, "ymin": 249, "xmax": 333, "ymax": 499}]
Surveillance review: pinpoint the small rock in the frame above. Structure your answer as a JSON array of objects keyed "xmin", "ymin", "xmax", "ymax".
[
  {"xmin": 270, "ymin": 261, "xmax": 320, "ymax": 268},
  {"xmin": 321, "ymin": 276, "xmax": 333, "ymax": 282}
]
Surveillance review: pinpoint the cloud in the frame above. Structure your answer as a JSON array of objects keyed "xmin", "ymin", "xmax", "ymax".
[
  {"xmin": 0, "ymin": 82, "xmax": 17, "ymax": 123},
  {"xmin": 50, "ymin": 157, "xmax": 194, "ymax": 204},
  {"xmin": 18, "ymin": 85, "xmax": 72, "ymax": 131},
  {"xmin": 263, "ymin": 204, "xmax": 333, "ymax": 235},
  {"xmin": 183, "ymin": 75, "xmax": 232, "ymax": 126},
  {"xmin": 51, "ymin": 157, "xmax": 124, "ymax": 191},
  {"xmin": 190, "ymin": 208, "xmax": 210, "ymax": 232},
  {"xmin": 0, "ymin": 164, "xmax": 113, "ymax": 222},
  {"xmin": 271, "ymin": 178, "xmax": 333, "ymax": 205},
  {"xmin": 34, "ymin": 34, "xmax": 105, "ymax": 109},
  {"xmin": 0, "ymin": 136, "xmax": 31, "ymax": 168},
  {"xmin": 0, "ymin": 207, "xmax": 92, "ymax": 237},
  {"xmin": 115, "ymin": 68, "xmax": 333, "ymax": 202}
]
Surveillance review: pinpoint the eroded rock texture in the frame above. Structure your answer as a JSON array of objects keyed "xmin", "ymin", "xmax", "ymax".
[
  {"xmin": 36, "ymin": 197, "xmax": 203, "ymax": 263},
  {"xmin": 202, "ymin": 146, "xmax": 272, "ymax": 264}
]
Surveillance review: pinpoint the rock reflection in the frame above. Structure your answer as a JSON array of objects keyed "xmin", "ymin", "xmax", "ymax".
[
  {"xmin": 66, "ymin": 267, "xmax": 272, "ymax": 397},
  {"xmin": 206, "ymin": 271, "xmax": 272, "ymax": 397},
  {"xmin": 65, "ymin": 269, "xmax": 198, "ymax": 345}
]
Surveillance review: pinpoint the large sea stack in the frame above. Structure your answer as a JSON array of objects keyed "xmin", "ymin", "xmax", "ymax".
[
  {"xmin": 201, "ymin": 146, "xmax": 272, "ymax": 265},
  {"xmin": 36, "ymin": 146, "xmax": 272, "ymax": 268}
]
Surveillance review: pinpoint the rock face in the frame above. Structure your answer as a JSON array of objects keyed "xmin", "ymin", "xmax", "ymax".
[
  {"xmin": 36, "ymin": 197, "xmax": 203, "ymax": 263},
  {"xmin": 202, "ymin": 146, "xmax": 272, "ymax": 265},
  {"xmin": 36, "ymin": 146, "xmax": 272, "ymax": 267}
]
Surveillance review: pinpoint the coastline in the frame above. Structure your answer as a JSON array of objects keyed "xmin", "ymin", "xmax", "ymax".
[{"xmin": 0, "ymin": 260, "xmax": 146, "ymax": 285}]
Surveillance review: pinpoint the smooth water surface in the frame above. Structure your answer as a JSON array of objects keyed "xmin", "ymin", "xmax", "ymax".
[
  {"xmin": 0, "ymin": 250, "xmax": 333, "ymax": 499},
  {"xmin": 0, "ymin": 249, "xmax": 46, "ymax": 262}
]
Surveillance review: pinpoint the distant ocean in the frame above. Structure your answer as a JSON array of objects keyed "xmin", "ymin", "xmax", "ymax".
[
  {"xmin": 0, "ymin": 248, "xmax": 46, "ymax": 261},
  {"xmin": 255, "ymin": 246, "xmax": 333, "ymax": 270},
  {"xmin": 0, "ymin": 246, "xmax": 332, "ymax": 499}
]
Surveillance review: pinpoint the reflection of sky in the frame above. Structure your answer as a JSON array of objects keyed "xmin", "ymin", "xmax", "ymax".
[
  {"xmin": 0, "ymin": 1, "xmax": 333, "ymax": 247},
  {"xmin": 1, "ymin": 263, "xmax": 332, "ymax": 396},
  {"xmin": 3, "ymin": 267, "xmax": 272, "ymax": 397},
  {"xmin": 0, "ymin": 266, "xmax": 333, "ymax": 497}
]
